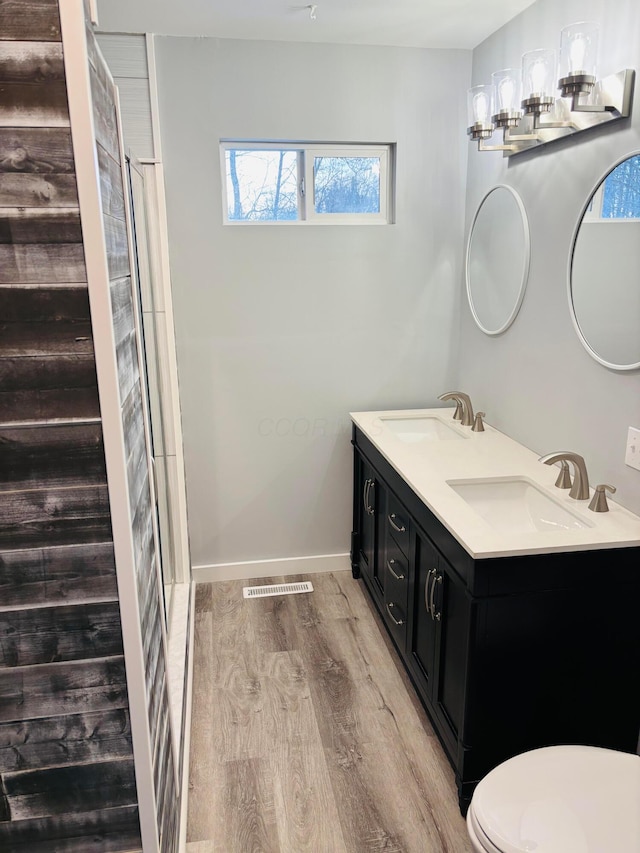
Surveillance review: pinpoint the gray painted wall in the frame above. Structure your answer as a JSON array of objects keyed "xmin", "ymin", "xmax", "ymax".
[
  {"xmin": 154, "ymin": 37, "xmax": 471, "ymax": 568},
  {"xmin": 460, "ymin": 0, "xmax": 640, "ymax": 516}
]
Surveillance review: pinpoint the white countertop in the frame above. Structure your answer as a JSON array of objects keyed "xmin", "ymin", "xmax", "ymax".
[{"xmin": 351, "ymin": 408, "xmax": 640, "ymax": 559}]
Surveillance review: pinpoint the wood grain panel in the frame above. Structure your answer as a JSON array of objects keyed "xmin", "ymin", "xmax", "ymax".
[
  {"xmin": 0, "ymin": 657, "xmax": 129, "ymax": 723},
  {"xmin": 0, "ymin": 42, "xmax": 64, "ymax": 84},
  {"xmin": 0, "ymin": 601, "xmax": 123, "ymax": 668},
  {"xmin": 115, "ymin": 330, "xmax": 140, "ymax": 406},
  {"xmin": 0, "ymin": 354, "xmax": 97, "ymax": 394},
  {"xmin": 158, "ymin": 753, "xmax": 178, "ymax": 853},
  {"xmin": 0, "ymin": 485, "xmax": 111, "ymax": 550},
  {"xmin": 132, "ymin": 514, "xmax": 154, "ymax": 623},
  {"xmin": 0, "ymin": 805, "xmax": 142, "ymax": 853},
  {"xmin": 127, "ymin": 425, "xmax": 150, "ymax": 522},
  {"xmin": 0, "ymin": 709, "xmax": 132, "ymax": 773},
  {"xmin": 0, "ymin": 127, "xmax": 74, "ymax": 174},
  {"xmin": 0, "ymin": 386, "xmax": 100, "ymax": 425},
  {"xmin": 109, "ymin": 276, "xmax": 134, "ymax": 339},
  {"xmin": 0, "ymin": 244, "xmax": 86, "ymax": 284},
  {"xmin": 0, "ymin": 423, "xmax": 105, "ymax": 492},
  {"xmin": 0, "ymin": 1, "xmax": 61, "ymax": 43},
  {"xmin": 3, "ymin": 758, "xmax": 137, "ymax": 820},
  {"xmin": 0, "ymin": 174, "xmax": 78, "ymax": 208},
  {"xmin": 214, "ymin": 759, "xmax": 280, "ymax": 853},
  {"xmin": 0, "ymin": 543, "xmax": 117, "ymax": 609},
  {"xmin": 103, "ymin": 214, "xmax": 130, "ymax": 281},
  {"xmin": 110, "ymin": 277, "xmax": 141, "ymax": 402},
  {"xmin": 0, "ymin": 285, "xmax": 89, "ymax": 321},
  {"xmin": 1, "ymin": 321, "xmax": 93, "ymax": 357},
  {"xmin": 0, "ymin": 209, "xmax": 82, "ymax": 244},
  {"xmin": 97, "ymin": 145, "xmax": 125, "ymax": 221},
  {"xmin": 146, "ymin": 632, "xmax": 165, "ymax": 749},
  {"xmin": 89, "ymin": 74, "xmax": 119, "ymax": 163},
  {"xmin": 0, "ymin": 82, "xmax": 69, "ymax": 127},
  {"xmin": 141, "ymin": 575, "xmax": 160, "ymax": 669}
]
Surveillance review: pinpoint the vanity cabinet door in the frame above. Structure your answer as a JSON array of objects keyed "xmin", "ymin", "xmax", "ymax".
[
  {"xmin": 352, "ymin": 451, "xmax": 385, "ymax": 605},
  {"xmin": 431, "ymin": 559, "xmax": 471, "ymax": 755},
  {"xmin": 407, "ymin": 532, "xmax": 440, "ymax": 702},
  {"xmin": 407, "ymin": 532, "xmax": 472, "ymax": 760}
]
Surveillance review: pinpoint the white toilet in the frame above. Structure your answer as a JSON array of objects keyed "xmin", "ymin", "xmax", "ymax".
[{"xmin": 466, "ymin": 745, "xmax": 640, "ymax": 852}]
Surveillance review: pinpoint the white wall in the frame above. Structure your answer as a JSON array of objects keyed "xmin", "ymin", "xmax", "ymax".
[
  {"xmin": 461, "ymin": 0, "xmax": 640, "ymax": 515},
  {"xmin": 153, "ymin": 37, "xmax": 471, "ymax": 570}
]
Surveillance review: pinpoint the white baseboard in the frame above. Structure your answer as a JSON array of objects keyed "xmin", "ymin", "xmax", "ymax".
[{"xmin": 192, "ymin": 552, "xmax": 351, "ymax": 584}]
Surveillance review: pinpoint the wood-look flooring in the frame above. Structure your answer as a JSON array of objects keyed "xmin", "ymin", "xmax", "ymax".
[{"xmin": 186, "ymin": 571, "xmax": 472, "ymax": 852}]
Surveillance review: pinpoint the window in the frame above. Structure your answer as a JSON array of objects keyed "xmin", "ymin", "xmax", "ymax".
[{"xmin": 220, "ymin": 142, "xmax": 393, "ymax": 224}]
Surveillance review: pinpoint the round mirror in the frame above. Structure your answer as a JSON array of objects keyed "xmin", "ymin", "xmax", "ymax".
[
  {"xmin": 569, "ymin": 153, "xmax": 640, "ymax": 370},
  {"xmin": 465, "ymin": 185, "xmax": 530, "ymax": 336}
]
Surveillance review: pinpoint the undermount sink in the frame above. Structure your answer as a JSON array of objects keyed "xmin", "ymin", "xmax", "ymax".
[
  {"xmin": 380, "ymin": 416, "xmax": 466, "ymax": 443},
  {"xmin": 447, "ymin": 477, "xmax": 594, "ymax": 534}
]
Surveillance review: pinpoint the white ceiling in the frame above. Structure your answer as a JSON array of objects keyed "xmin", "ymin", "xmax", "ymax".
[{"xmin": 95, "ymin": 0, "xmax": 537, "ymax": 50}]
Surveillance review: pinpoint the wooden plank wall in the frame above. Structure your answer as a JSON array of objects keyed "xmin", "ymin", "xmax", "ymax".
[
  {"xmin": 0, "ymin": 2, "xmax": 142, "ymax": 851},
  {"xmin": 85, "ymin": 16, "xmax": 179, "ymax": 853}
]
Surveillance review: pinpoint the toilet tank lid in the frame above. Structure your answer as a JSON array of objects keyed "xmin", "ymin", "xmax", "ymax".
[{"xmin": 471, "ymin": 745, "xmax": 640, "ymax": 853}]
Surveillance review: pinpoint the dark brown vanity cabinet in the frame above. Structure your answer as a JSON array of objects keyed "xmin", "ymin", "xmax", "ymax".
[{"xmin": 350, "ymin": 424, "xmax": 640, "ymax": 813}]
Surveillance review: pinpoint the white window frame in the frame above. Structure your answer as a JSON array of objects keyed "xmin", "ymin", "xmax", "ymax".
[{"xmin": 219, "ymin": 141, "xmax": 393, "ymax": 225}]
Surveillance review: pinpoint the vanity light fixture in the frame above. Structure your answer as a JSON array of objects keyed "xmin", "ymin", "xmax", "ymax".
[{"xmin": 467, "ymin": 22, "xmax": 635, "ymax": 156}]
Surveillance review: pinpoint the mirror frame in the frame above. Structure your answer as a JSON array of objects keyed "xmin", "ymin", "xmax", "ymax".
[
  {"xmin": 568, "ymin": 150, "xmax": 640, "ymax": 372},
  {"xmin": 465, "ymin": 184, "xmax": 531, "ymax": 336}
]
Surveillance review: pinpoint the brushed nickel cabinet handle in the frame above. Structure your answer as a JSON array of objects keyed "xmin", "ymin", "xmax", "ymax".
[
  {"xmin": 386, "ymin": 602, "xmax": 404, "ymax": 626},
  {"xmin": 387, "ymin": 559, "xmax": 405, "ymax": 581},
  {"xmin": 430, "ymin": 573, "xmax": 442, "ymax": 622},
  {"xmin": 388, "ymin": 513, "xmax": 406, "ymax": 533},
  {"xmin": 363, "ymin": 479, "xmax": 375, "ymax": 515},
  {"xmin": 363, "ymin": 479, "xmax": 371, "ymax": 514},
  {"xmin": 424, "ymin": 568, "xmax": 435, "ymax": 617}
]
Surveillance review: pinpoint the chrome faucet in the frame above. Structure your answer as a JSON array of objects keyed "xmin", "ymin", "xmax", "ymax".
[
  {"xmin": 539, "ymin": 451, "xmax": 590, "ymax": 500},
  {"xmin": 438, "ymin": 392, "xmax": 474, "ymax": 427}
]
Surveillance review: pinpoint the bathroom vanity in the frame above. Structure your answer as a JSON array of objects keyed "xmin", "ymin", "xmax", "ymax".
[{"xmin": 350, "ymin": 409, "xmax": 640, "ymax": 813}]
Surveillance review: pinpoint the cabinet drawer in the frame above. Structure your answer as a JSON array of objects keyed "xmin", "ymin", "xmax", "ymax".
[
  {"xmin": 386, "ymin": 493, "xmax": 410, "ymax": 556},
  {"xmin": 383, "ymin": 598, "xmax": 407, "ymax": 649},
  {"xmin": 384, "ymin": 544, "xmax": 408, "ymax": 606}
]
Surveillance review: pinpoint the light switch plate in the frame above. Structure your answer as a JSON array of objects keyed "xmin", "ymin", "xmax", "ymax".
[{"xmin": 625, "ymin": 427, "xmax": 640, "ymax": 471}]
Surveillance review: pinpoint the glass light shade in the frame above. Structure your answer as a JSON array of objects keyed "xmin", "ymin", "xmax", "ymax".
[
  {"xmin": 492, "ymin": 68, "xmax": 521, "ymax": 113},
  {"xmin": 560, "ymin": 21, "xmax": 599, "ymax": 78},
  {"xmin": 467, "ymin": 84, "xmax": 494, "ymax": 126},
  {"xmin": 522, "ymin": 48, "xmax": 557, "ymax": 99}
]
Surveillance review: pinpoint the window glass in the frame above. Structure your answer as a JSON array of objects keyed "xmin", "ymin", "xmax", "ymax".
[
  {"xmin": 225, "ymin": 149, "xmax": 298, "ymax": 221},
  {"xmin": 313, "ymin": 156, "xmax": 381, "ymax": 215}
]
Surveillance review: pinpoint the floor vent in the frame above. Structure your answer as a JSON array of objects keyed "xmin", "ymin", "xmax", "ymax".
[{"xmin": 243, "ymin": 581, "xmax": 314, "ymax": 599}]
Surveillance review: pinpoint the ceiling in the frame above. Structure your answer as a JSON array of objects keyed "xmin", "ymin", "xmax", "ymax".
[{"xmin": 95, "ymin": 0, "xmax": 537, "ymax": 50}]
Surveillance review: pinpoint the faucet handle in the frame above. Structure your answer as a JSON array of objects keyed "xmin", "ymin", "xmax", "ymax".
[
  {"xmin": 588, "ymin": 483, "xmax": 616, "ymax": 513},
  {"xmin": 472, "ymin": 412, "xmax": 486, "ymax": 432}
]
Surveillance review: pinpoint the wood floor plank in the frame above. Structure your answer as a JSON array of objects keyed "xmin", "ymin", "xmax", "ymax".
[
  {"xmin": 187, "ymin": 572, "xmax": 472, "ymax": 852},
  {"xmin": 213, "ymin": 758, "xmax": 280, "ymax": 853}
]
